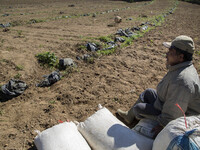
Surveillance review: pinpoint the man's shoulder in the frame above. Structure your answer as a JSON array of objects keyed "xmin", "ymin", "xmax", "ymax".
[
  {"xmin": 179, "ymin": 64, "xmax": 198, "ymax": 80},
  {"xmin": 172, "ymin": 64, "xmax": 200, "ymax": 89}
]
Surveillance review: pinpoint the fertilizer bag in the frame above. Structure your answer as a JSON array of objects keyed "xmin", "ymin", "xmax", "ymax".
[
  {"xmin": 153, "ymin": 115, "xmax": 200, "ymax": 150},
  {"xmin": 77, "ymin": 106, "xmax": 154, "ymax": 150},
  {"xmin": 34, "ymin": 121, "xmax": 91, "ymax": 150}
]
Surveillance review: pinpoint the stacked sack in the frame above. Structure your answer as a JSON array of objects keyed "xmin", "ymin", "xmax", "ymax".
[
  {"xmin": 77, "ymin": 106, "xmax": 154, "ymax": 150},
  {"xmin": 34, "ymin": 122, "xmax": 91, "ymax": 150},
  {"xmin": 34, "ymin": 105, "xmax": 200, "ymax": 150},
  {"xmin": 153, "ymin": 115, "xmax": 200, "ymax": 150},
  {"xmin": 34, "ymin": 105, "xmax": 154, "ymax": 150}
]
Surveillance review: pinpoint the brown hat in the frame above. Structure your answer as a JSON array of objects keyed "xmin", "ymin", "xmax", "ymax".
[{"xmin": 163, "ymin": 35, "xmax": 195, "ymax": 54}]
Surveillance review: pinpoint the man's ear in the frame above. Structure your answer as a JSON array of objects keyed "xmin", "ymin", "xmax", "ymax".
[{"xmin": 179, "ymin": 54, "xmax": 184, "ymax": 62}]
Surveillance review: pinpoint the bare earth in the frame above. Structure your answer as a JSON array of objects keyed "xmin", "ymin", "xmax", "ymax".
[{"xmin": 0, "ymin": 0, "xmax": 199, "ymax": 149}]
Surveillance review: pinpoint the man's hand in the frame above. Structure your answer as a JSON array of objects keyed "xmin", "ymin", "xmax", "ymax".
[{"xmin": 151, "ymin": 125, "xmax": 164, "ymax": 139}]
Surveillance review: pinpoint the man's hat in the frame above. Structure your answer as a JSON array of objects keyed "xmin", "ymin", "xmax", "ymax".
[{"xmin": 163, "ymin": 35, "xmax": 195, "ymax": 54}]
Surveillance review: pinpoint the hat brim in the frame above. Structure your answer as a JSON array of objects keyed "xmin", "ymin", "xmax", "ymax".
[{"xmin": 163, "ymin": 42, "xmax": 172, "ymax": 48}]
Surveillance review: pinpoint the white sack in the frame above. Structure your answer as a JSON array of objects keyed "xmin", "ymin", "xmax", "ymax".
[
  {"xmin": 153, "ymin": 115, "xmax": 200, "ymax": 150},
  {"xmin": 77, "ymin": 107, "xmax": 154, "ymax": 150},
  {"xmin": 34, "ymin": 121, "xmax": 91, "ymax": 150}
]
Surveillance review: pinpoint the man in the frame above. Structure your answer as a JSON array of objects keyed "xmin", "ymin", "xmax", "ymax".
[{"xmin": 117, "ymin": 35, "xmax": 200, "ymax": 137}]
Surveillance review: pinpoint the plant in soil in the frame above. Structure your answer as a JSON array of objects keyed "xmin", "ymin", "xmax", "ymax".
[{"xmin": 35, "ymin": 51, "xmax": 58, "ymax": 68}]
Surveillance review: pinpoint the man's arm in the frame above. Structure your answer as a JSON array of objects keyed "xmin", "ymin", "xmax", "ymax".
[{"xmin": 157, "ymin": 83, "xmax": 191, "ymax": 126}]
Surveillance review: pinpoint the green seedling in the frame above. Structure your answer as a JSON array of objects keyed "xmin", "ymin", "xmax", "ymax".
[
  {"xmin": 78, "ymin": 45, "xmax": 87, "ymax": 51},
  {"xmin": 17, "ymin": 30, "xmax": 22, "ymax": 36},
  {"xmin": 195, "ymin": 50, "xmax": 200, "ymax": 56},
  {"xmin": 0, "ymin": 109, "xmax": 3, "ymax": 116},
  {"xmin": 1, "ymin": 59, "xmax": 9, "ymax": 63},
  {"xmin": 1, "ymin": 39, "xmax": 5, "ymax": 43},
  {"xmin": 11, "ymin": 20, "xmax": 23, "ymax": 27},
  {"xmin": 79, "ymin": 35, "xmax": 84, "ymax": 39},
  {"xmin": 14, "ymin": 73, "xmax": 21, "ymax": 79},
  {"xmin": 35, "ymin": 51, "xmax": 58, "ymax": 68},
  {"xmin": 99, "ymin": 36, "xmax": 112, "ymax": 43},
  {"xmin": 85, "ymin": 56, "xmax": 95, "ymax": 64},
  {"xmin": 150, "ymin": 39, "xmax": 154, "ymax": 46},
  {"xmin": 120, "ymin": 36, "xmax": 135, "ymax": 48},
  {"xmin": 49, "ymin": 100, "xmax": 56, "ymax": 104},
  {"xmin": 61, "ymin": 66, "xmax": 78, "ymax": 77},
  {"xmin": 16, "ymin": 65, "xmax": 24, "ymax": 71},
  {"xmin": 159, "ymin": 30, "xmax": 163, "ymax": 35},
  {"xmin": 194, "ymin": 37, "xmax": 198, "ymax": 41},
  {"xmin": 28, "ymin": 19, "xmax": 45, "ymax": 24},
  {"xmin": 97, "ymin": 48, "xmax": 116, "ymax": 55},
  {"xmin": 39, "ymin": 44, "xmax": 44, "ymax": 48}
]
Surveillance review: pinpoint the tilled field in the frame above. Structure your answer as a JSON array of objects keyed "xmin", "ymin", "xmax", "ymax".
[{"xmin": 0, "ymin": 0, "xmax": 200, "ymax": 149}]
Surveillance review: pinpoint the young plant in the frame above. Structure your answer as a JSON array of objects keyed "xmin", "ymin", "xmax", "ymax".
[
  {"xmin": 14, "ymin": 73, "xmax": 21, "ymax": 79},
  {"xmin": 17, "ymin": 30, "xmax": 22, "ymax": 36},
  {"xmin": 97, "ymin": 48, "xmax": 116, "ymax": 55},
  {"xmin": 49, "ymin": 100, "xmax": 56, "ymax": 104},
  {"xmin": 1, "ymin": 39, "xmax": 5, "ymax": 43},
  {"xmin": 61, "ymin": 66, "xmax": 79, "ymax": 78},
  {"xmin": 16, "ymin": 65, "xmax": 24, "ymax": 71},
  {"xmin": 28, "ymin": 19, "xmax": 45, "ymax": 24},
  {"xmin": 78, "ymin": 45, "xmax": 87, "ymax": 51},
  {"xmin": 35, "ymin": 51, "xmax": 58, "ymax": 68},
  {"xmin": 0, "ymin": 109, "xmax": 3, "ymax": 116},
  {"xmin": 99, "ymin": 36, "xmax": 112, "ymax": 43},
  {"xmin": 84, "ymin": 56, "xmax": 95, "ymax": 64}
]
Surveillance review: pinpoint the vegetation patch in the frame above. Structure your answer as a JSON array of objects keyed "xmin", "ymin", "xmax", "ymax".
[
  {"xmin": 28, "ymin": 19, "xmax": 45, "ymax": 24},
  {"xmin": 35, "ymin": 51, "xmax": 58, "ymax": 68},
  {"xmin": 120, "ymin": 34, "xmax": 142, "ymax": 48},
  {"xmin": 1, "ymin": 39, "xmax": 5, "ymax": 43},
  {"xmin": 14, "ymin": 73, "xmax": 21, "ymax": 79},
  {"xmin": 195, "ymin": 50, "xmax": 200, "ymax": 56},
  {"xmin": 16, "ymin": 30, "xmax": 25, "ymax": 38},
  {"xmin": 49, "ymin": 100, "xmax": 56, "ymax": 104},
  {"xmin": 78, "ymin": 45, "xmax": 87, "ymax": 51},
  {"xmin": 61, "ymin": 66, "xmax": 79, "ymax": 76},
  {"xmin": 99, "ymin": 36, "xmax": 113, "ymax": 43},
  {"xmin": 97, "ymin": 48, "xmax": 116, "ymax": 56},
  {"xmin": 84, "ymin": 56, "xmax": 95, "ymax": 64},
  {"xmin": 0, "ymin": 109, "xmax": 3, "ymax": 116},
  {"xmin": 11, "ymin": 20, "xmax": 24, "ymax": 27},
  {"xmin": 16, "ymin": 65, "xmax": 24, "ymax": 71}
]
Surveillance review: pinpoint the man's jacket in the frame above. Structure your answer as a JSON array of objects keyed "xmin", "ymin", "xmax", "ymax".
[{"xmin": 154, "ymin": 61, "xmax": 200, "ymax": 126}]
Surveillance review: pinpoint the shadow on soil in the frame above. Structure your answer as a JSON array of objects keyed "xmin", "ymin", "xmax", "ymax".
[
  {"xmin": 110, "ymin": 0, "xmax": 151, "ymax": 2},
  {"xmin": 181, "ymin": 0, "xmax": 200, "ymax": 5},
  {"xmin": 28, "ymin": 145, "xmax": 37, "ymax": 150}
]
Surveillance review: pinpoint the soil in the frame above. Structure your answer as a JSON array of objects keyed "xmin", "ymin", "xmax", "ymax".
[{"xmin": 0, "ymin": 0, "xmax": 200, "ymax": 149}]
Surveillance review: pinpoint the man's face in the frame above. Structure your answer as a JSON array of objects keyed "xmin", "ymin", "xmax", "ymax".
[{"xmin": 166, "ymin": 48, "xmax": 184, "ymax": 66}]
